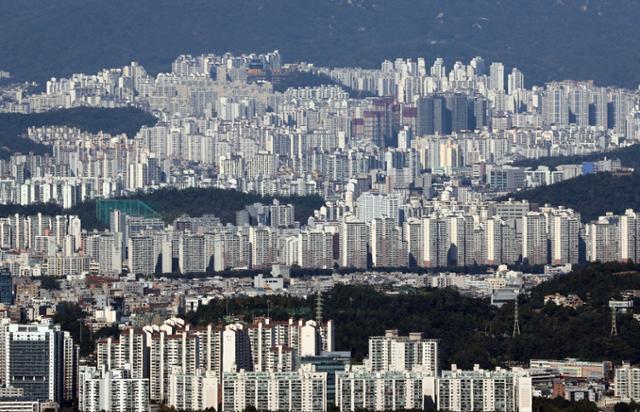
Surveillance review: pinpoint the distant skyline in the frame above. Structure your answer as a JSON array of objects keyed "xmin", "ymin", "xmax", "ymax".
[
  {"xmin": 3, "ymin": 2, "xmax": 640, "ymax": 411},
  {"xmin": 2, "ymin": 0, "xmax": 640, "ymax": 87}
]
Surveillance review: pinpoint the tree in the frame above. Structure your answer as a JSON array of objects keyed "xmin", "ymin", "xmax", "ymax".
[
  {"xmin": 39, "ymin": 276, "xmax": 60, "ymax": 290},
  {"xmin": 533, "ymin": 397, "xmax": 598, "ymax": 412},
  {"xmin": 53, "ymin": 302, "xmax": 94, "ymax": 356},
  {"xmin": 615, "ymin": 402, "xmax": 633, "ymax": 412}
]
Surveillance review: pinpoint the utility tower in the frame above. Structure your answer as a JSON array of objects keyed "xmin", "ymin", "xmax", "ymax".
[
  {"xmin": 609, "ymin": 300, "xmax": 634, "ymax": 337},
  {"xmin": 512, "ymin": 297, "xmax": 520, "ymax": 337},
  {"xmin": 315, "ymin": 291, "xmax": 324, "ymax": 325}
]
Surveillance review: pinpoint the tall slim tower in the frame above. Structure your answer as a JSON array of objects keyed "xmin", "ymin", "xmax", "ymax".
[
  {"xmin": 489, "ymin": 62, "xmax": 505, "ymax": 91},
  {"xmin": 512, "ymin": 297, "xmax": 520, "ymax": 337},
  {"xmin": 315, "ymin": 292, "xmax": 324, "ymax": 325}
]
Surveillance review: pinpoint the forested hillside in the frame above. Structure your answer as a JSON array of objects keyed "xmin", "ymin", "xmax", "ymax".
[
  {"xmin": 187, "ymin": 262, "xmax": 640, "ymax": 369},
  {"xmin": 2, "ymin": 0, "xmax": 640, "ymax": 87},
  {"xmin": 512, "ymin": 144, "xmax": 640, "ymax": 170},
  {"xmin": 0, "ymin": 107, "xmax": 157, "ymax": 158},
  {"xmin": 508, "ymin": 172, "xmax": 640, "ymax": 222},
  {"xmin": 0, "ymin": 187, "xmax": 324, "ymax": 230}
]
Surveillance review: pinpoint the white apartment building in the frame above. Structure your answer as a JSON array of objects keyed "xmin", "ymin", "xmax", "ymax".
[
  {"xmin": 128, "ymin": 235, "xmax": 156, "ymax": 275},
  {"xmin": 620, "ymin": 210, "xmax": 640, "ymax": 263},
  {"xmin": 223, "ymin": 323, "xmax": 253, "ymax": 373},
  {"xmin": 167, "ymin": 367, "xmax": 218, "ymax": 411},
  {"xmin": 179, "ymin": 234, "xmax": 207, "ymax": 273},
  {"xmin": 370, "ymin": 216, "xmax": 407, "ymax": 267},
  {"xmin": 485, "ymin": 217, "xmax": 517, "ymax": 265},
  {"xmin": 356, "ymin": 192, "xmax": 402, "ymax": 223},
  {"xmin": 249, "ymin": 225, "xmax": 273, "ymax": 268},
  {"xmin": 367, "ymin": 329, "xmax": 438, "ymax": 375},
  {"xmin": 522, "ymin": 212, "xmax": 547, "ymax": 265},
  {"xmin": 147, "ymin": 329, "xmax": 199, "ymax": 402},
  {"xmin": 94, "ymin": 315, "xmax": 332, "ymax": 402},
  {"xmin": 78, "ymin": 366, "xmax": 149, "ymax": 412},
  {"xmin": 243, "ymin": 318, "xmax": 334, "ymax": 373},
  {"xmin": 265, "ymin": 345, "xmax": 297, "ymax": 372},
  {"xmin": 339, "ymin": 217, "xmax": 369, "ymax": 269},
  {"xmin": 549, "ymin": 210, "xmax": 580, "ymax": 265},
  {"xmin": 431, "ymin": 365, "xmax": 532, "ymax": 412},
  {"xmin": 336, "ymin": 365, "xmax": 430, "ymax": 411},
  {"xmin": 298, "ymin": 228, "xmax": 334, "ymax": 269},
  {"xmin": 96, "ymin": 328, "xmax": 147, "ymax": 379},
  {"xmin": 222, "ymin": 364, "xmax": 327, "ymax": 412},
  {"xmin": 422, "ymin": 215, "xmax": 449, "ymax": 267},
  {"xmin": 615, "ymin": 363, "xmax": 640, "ymax": 401},
  {"xmin": 586, "ymin": 213, "xmax": 620, "ymax": 262},
  {"xmin": 0, "ymin": 401, "xmax": 42, "ymax": 412}
]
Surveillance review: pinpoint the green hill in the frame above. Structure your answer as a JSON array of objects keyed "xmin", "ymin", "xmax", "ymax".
[
  {"xmin": 0, "ymin": 187, "xmax": 324, "ymax": 230},
  {"xmin": 273, "ymin": 71, "xmax": 376, "ymax": 98},
  {"xmin": 0, "ymin": 107, "xmax": 157, "ymax": 158},
  {"xmin": 186, "ymin": 261, "xmax": 640, "ymax": 368},
  {"xmin": 507, "ymin": 172, "xmax": 640, "ymax": 222},
  {"xmin": 135, "ymin": 187, "xmax": 324, "ymax": 226},
  {"xmin": 512, "ymin": 144, "xmax": 640, "ymax": 170}
]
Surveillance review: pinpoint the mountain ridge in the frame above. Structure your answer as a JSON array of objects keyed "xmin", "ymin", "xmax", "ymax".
[{"xmin": 1, "ymin": 0, "xmax": 639, "ymax": 87}]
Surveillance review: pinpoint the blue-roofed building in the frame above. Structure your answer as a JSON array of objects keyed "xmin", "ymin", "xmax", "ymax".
[{"xmin": 582, "ymin": 161, "xmax": 595, "ymax": 174}]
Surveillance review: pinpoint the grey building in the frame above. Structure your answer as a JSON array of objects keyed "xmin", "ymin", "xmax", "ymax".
[
  {"xmin": 0, "ymin": 271, "xmax": 12, "ymax": 305},
  {"xmin": 5, "ymin": 322, "xmax": 75, "ymax": 403}
]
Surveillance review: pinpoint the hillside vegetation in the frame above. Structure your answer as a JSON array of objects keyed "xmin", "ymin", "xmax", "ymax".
[
  {"xmin": 139, "ymin": 187, "xmax": 324, "ymax": 225},
  {"xmin": 0, "ymin": 107, "xmax": 157, "ymax": 158},
  {"xmin": 508, "ymin": 172, "xmax": 640, "ymax": 222},
  {"xmin": 2, "ymin": 0, "xmax": 640, "ymax": 87},
  {"xmin": 273, "ymin": 71, "xmax": 376, "ymax": 98},
  {"xmin": 186, "ymin": 261, "xmax": 640, "ymax": 368},
  {"xmin": 513, "ymin": 144, "xmax": 640, "ymax": 170},
  {"xmin": 0, "ymin": 187, "xmax": 324, "ymax": 230}
]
